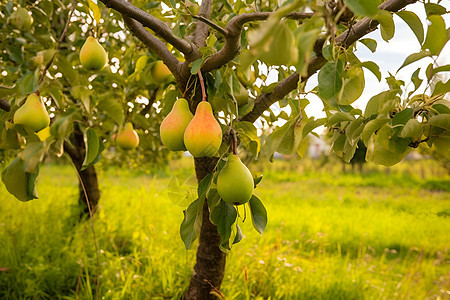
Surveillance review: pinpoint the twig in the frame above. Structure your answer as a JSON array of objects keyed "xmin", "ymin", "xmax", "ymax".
[
  {"xmin": 37, "ymin": 0, "xmax": 78, "ymax": 88},
  {"xmin": 197, "ymin": 70, "xmax": 207, "ymax": 102},
  {"xmin": 192, "ymin": 15, "xmax": 228, "ymax": 36}
]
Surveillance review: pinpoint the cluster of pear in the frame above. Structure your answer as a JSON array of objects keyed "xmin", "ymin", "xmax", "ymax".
[
  {"xmin": 160, "ymin": 99, "xmax": 222, "ymax": 157},
  {"xmin": 160, "ymin": 98, "xmax": 254, "ymax": 205}
]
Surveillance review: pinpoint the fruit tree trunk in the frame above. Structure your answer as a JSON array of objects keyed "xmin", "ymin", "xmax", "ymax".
[{"xmin": 184, "ymin": 156, "xmax": 227, "ymax": 300}]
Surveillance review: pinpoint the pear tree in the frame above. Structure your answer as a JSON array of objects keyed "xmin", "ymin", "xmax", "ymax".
[{"xmin": 0, "ymin": 0, "xmax": 449, "ymax": 299}]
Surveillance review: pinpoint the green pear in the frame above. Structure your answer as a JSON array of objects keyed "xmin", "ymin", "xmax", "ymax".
[
  {"xmin": 152, "ymin": 60, "xmax": 172, "ymax": 83},
  {"xmin": 116, "ymin": 122, "xmax": 140, "ymax": 149},
  {"xmin": 8, "ymin": 8, "xmax": 33, "ymax": 31},
  {"xmin": 160, "ymin": 98, "xmax": 193, "ymax": 151},
  {"xmin": 79, "ymin": 36, "xmax": 108, "ymax": 71},
  {"xmin": 235, "ymin": 84, "xmax": 249, "ymax": 106},
  {"xmin": 217, "ymin": 154, "xmax": 254, "ymax": 205},
  {"xmin": 14, "ymin": 93, "xmax": 50, "ymax": 132},
  {"xmin": 184, "ymin": 101, "xmax": 222, "ymax": 157}
]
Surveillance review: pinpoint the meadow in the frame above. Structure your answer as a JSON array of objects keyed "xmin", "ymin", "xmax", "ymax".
[{"xmin": 0, "ymin": 157, "xmax": 449, "ymax": 299}]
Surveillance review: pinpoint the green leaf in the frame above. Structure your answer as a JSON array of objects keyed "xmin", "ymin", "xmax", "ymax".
[
  {"xmin": 432, "ymin": 79, "xmax": 450, "ymax": 97},
  {"xmin": 400, "ymin": 119, "xmax": 422, "ymax": 138},
  {"xmin": 392, "ymin": 108, "xmax": 413, "ymax": 126},
  {"xmin": 0, "ymin": 85, "xmax": 17, "ymax": 98},
  {"xmin": 82, "ymin": 128, "xmax": 104, "ymax": 170},
  {"xmin": 424, "ymin": 3, "xmax": 448, "ymax": 17},
  {"xmin": 135, "ymin": 55, "xmax": 148, "ymax": 72},
  {"xmin": 1, "ymin": 158, "xmax": 39, "ymax": 202},
  {"xmin": 97, "ymin": 96, "xmax": 124, "ymax": 125},
  {"xmin": 374, "ymin": 10, "xmax": 395, "ymax": 42},
  {"xmin": 396, "ymin": 10, "xmax": 424, "ymax": 44},
  {"xmin": 326, "ymin": 112, "xmax": 355, "ymax": 126},
  {"xmin": 368, "ymin": 125, "xmax": 412, "ymax": 166},
  {"xmin": 361, "ymin": 61, "xmax": 381, "ymax": 81},
  {"xmin": 198, "ymin": 173, "xmax": 213, "ymax": 198},
  {"xmin": 432, "ymin": 131, "xmax": 450, "ymax": 160},
  {"xmin": 88, "ymin": 0, "xmax": 101, "ymax": 24},
  {"xmin": 397, "ymin": 51, "xmax": 431, "ymax": 72},
  {"xmin": 232, "ymin": 224, "xmax": 244, "ymax": 245},
  {"xmin": 210, "ymin": 200, "xmax": 237, "ymax": 251},
  {"xmin": 180, "ymin": 197, "xmax": 204, "ymax": 250},
  {"xmin": 318, "ymin": 60, "xmax": 344, "ymax": 101},
  {"xmin": 428, "ymin": 114, "xmax": 450, "ymax": 131},
  {"xmin": 423, "ymin": 15, "xmax": 447, "ymax": 56},
  {"xmin": 432, "ymin": 103, "xmax": 450, "ymax": 114},
  {"xmin": 248, "ymin": 195, "xmax": 267, "ymax": 235},
  {"xmin": 234, "ymin": 121, "xmax": 260, "ymax": 155},
  {"xmin": 364, "ymin": 91, "xmax": 396, "ymax": 117},
  {"xmin": 339, "ymin": 66, "xmax": 365, "ymax": 105},
  {"xmin": 359, "ymin": 38, "xmax": 377, "ymax": 53},
  {"xmin": 345, "ymin": 0, "xmax": 378, "ymax": 17},
  {"xmin": 302, "ymin": 118, "xmax": 326, "ymax": 138},
  {"xmin": 190, "ymin": 58, "xmax": 203, "ymax": 74},
  {"xmin": 295, "ymin": 28, "xmax": 321, "ymax": 75},
  {"xmin": 362, "ymin": 118, "xmax": 390, "ymax": 146}
]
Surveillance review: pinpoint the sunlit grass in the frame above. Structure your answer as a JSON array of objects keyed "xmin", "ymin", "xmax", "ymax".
[{"xmin": 0, "ymin": 158, "xmax": 449, "ymax": 299}]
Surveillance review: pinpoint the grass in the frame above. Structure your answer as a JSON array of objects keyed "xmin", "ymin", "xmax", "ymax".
[{"xmin": 0, "ymin": 157, "xmax": 449, "ymax": 299}]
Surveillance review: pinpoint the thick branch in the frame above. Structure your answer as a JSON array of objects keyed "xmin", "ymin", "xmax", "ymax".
[
  {"xmin": 193, "ymin": 0, "xmax": 213, "ymax": 47},
  {"xmin": 99, "ymin": 0, "xmax": 193, "ymax": 55},
  {"xmin": 202, "ymin": 12, "xmax": 314, "ymax": 72},
  {"xmin": 241, "ymin": 0, "xmax": 419, "ymax": 123},
  {"xmin": 0, "ymin": 99, "xmax": 11, "ymax": 112},
  {"xmin": 123, "ymin": 17, "xmax": 182, "ymax": 81}
]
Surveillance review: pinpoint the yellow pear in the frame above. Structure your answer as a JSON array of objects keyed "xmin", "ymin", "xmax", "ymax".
[
  {"xmin": 184, "ymin": 101, "xmax": 222, "ymax": 157},
  {"xmin": 79, "ymin": 36, "xmax": 108, "ymax": 71},
  {"xmin": 8, "ymin": 8, "xmax": 33, "ymax": 31},
  {"xmin": 160, "ymin": 98, "xmax": 193, "ymax": 151},
  {"xmin": 116, "ymin": 122, "xmax": 140, "ymax": 149},
  {"xmin": 217, "ymin": 154, "xmax": 254, "ymax": 205},
  {"xmin": 151, "ymin": 61, "xmax": 172, "ymax": 83},
  {"xmin": 36, "ymin": 126, "xmax": 51, "ymax": 141},
  {"xmin": 14, "ymin": 93, "xmax": 50, "ymax": 132}
]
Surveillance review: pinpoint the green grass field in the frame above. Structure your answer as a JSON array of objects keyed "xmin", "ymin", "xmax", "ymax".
[{"xmin": 0, "ymin": 158, "xmax": 449, "ymax": 299}]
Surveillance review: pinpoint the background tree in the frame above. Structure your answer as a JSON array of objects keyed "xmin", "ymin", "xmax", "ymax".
[{"xmin": 1, "ymin": 0, "xmax": 449, "ymax": 299}]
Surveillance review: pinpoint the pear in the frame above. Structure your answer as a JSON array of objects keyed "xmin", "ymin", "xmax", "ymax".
[
  {"xmin": 80, "ymin": 36, "xmax": 108, "ymax": 71},
  {"xmin": 152, "ymin": 61, "xmax": 172, "ymax": 83},
  {"xmin": 8, "ymin": 8, "xmax": 33, "ymax": 31},
  {"xmin": 116, "ymin": 122, "xmax": 140, "ymax": 149},
  {"xmin": 235, "ymin": 84, "xmax": 249, "ymax": 106},
  {"xmin": 14, "ymin": 93, "xmax": 50, "ymax": 132},
  {"xmin": 184, "ymin": 101, "xmax": 222, "ymax": 157},
  {"xmin": 160, "ymin": 98, "xmax": 193, "ymax": 151},
  {"xmin": 217, "ymin": 155, "xmax": 254, "ymax": 205}
]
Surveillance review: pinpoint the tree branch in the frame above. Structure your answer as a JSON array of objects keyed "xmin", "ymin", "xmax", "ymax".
[
  {"xmin": 99, "ymin": 0, "xmax": 193, "ymax": 55},
  {"xmin": 192, "ymin": 15, "xmax": 228, "ymax": 36},
  {"xmin": 123, "ymin": 16, "xmax": 182, "ymax": 81},
  {"xmin": 202, "ymin": 12, "xmax": 314, "ymax": 72},
  {"xmin": 241, "ymin": 0, "xmax": 419, "ymax": 123},
  {"xmin": 0, "ymin": 99, "xmax": 11, "ymax": 112},
  {"xmin": 193, "ymin": 0, "xmax": 213, "ymax": 47}
]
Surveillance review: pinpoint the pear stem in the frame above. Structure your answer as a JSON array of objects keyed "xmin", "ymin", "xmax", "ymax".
[
  {"xmin": 197, "ymin": 69, "xmax": 207, "ymax": 102},
  {"xmin": 230, "ymin": 127, "xmax": 238, "ymax": 155},
  {"xmin": 37, "ymin": 0, "xmax": 78, "ymax": 89}
]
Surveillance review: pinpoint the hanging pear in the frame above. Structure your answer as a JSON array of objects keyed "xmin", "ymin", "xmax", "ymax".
[
  {"xmin": 184, "ymin": 101, "xmax": 222, "ymax": 157},
  {"xmin": 79, "ymin": 36, "xmax": 108, "ymax": 71},
  {"xmin": 235, "ymin": 83, "xmax": 249, "ymax": 106},
  {"xmin": 116, "ymin": 122, "xmax": 140, "ymax": 149},
  {"xmin": 14, "ymin": 93, "xmax": 50, "ymax": 132},
  {"xmin": 160, "ymin": 98, "xmax": 193, "ymax": 151},
  {"xmin": 217, "ymin": 154, "xmax": 254, "ymax": 205},
  {"xmin": 152, "ymin": 60, "xmax": 172, "ymax": 83}
]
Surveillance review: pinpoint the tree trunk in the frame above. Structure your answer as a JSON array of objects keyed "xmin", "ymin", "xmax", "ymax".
[
  {"xmin": 64, "ymin": 127, "xmax": 101, "ymax": 216},
  {"xmin": 184, "ymin": 157, "xmax": 227, "ymax": 300}
]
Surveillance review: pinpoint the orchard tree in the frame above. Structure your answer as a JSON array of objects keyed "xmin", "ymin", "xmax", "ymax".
[
  {"xmin": 0, "ymin": 0, "xmax": 173, "ymax": 214},
  {"xmin": 1, "ymin": 0, "xmax": 450, "ymax": 299}
]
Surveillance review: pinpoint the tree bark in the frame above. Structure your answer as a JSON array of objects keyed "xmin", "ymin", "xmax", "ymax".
[{"xmin": 184, "ymin": 157, "xmax": 226, "ymax": 300}]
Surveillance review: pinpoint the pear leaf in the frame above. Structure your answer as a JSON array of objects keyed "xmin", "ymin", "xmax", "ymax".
[
  {"xmin": 180, "ymin": 197, "xmax": 204, "ymax": 250},
  {"xmin": 82, "ymin": 128, "xmax": 104, "ymax": 170},
  {"xmin": 248, "ymin": 195, "xmax": 267, "ymax": 235},
  {"xmin": 210, "ymin": 200, "xmax": 237, "ymax": 251},
  {"xmin": 1, "ymin": 158, "xmax": 39, "ymax": 202}
]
